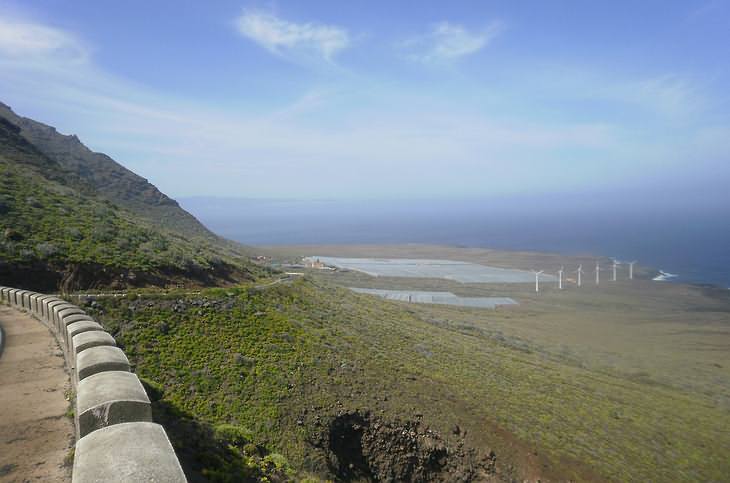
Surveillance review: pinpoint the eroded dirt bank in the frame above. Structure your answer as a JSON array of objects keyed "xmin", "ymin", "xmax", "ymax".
[{"xmin": 311, "ymin": 410, "xmax": 498, "ymax": 482}]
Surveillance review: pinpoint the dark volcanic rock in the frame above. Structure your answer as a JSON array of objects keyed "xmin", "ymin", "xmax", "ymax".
[{"xmin": 315, "ymin": 410, "xmax": 496, "ymax": 482}]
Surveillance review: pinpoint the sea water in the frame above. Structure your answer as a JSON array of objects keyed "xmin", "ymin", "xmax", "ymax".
[{"xmin": 181, "ymin": 198, "xmax": 730, "ymax": 288}]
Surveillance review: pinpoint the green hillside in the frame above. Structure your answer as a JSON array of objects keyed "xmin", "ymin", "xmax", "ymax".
[
  {"xmin": 0, "ymin": 112, "xmax": 262, "ymax": 291},
  {"xmin": 4, "ymin": 103, "xmax": 728, "ymax": 483},
  {"xmin": 0, "ymin": 102, "xmax": 223, "ymax": 242},
  {"xmin": 85, "ymin": 279, "xmax": 730, "ymax": 483}
]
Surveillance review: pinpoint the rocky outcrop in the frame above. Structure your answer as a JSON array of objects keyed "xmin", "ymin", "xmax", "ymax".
[
  {"xmin": 0, "ymin": 101, "xmax": 231, "ymax": 245},
  {"xmin": 315, "ymin": 410, "xmax": 497, "ymax": 482}
]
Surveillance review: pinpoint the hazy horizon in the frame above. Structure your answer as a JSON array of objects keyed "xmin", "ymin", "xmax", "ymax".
[
  {"xmin": 180, "ymin": 196, "xmax": 730, "ymax": 287},
  {"xmin": 1, "ymin": 1, "xmax": 729, "ymax": 204},
  {"xmin": 3, "ymin": 0, "xmax": 729, "ymax": 282}
]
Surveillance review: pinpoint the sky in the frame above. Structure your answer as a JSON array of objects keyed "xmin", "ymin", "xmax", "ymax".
[{"xmin": 0, "ymin": 0, "xmax": 729, "ymax": 203}]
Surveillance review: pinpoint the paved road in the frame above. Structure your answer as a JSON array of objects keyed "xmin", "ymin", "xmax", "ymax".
[
  {"xmin": 61, "ymin": 276, "xmax": 295, "ymax": 300},
  {"xmin": 0, "ymin": 306, "xmax": 73, "ymax": 483}
]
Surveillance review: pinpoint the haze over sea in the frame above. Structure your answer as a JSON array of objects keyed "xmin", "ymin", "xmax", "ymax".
[{"xmin": 181, "ymin": 195, "xmax": 730, "ymax": 289}]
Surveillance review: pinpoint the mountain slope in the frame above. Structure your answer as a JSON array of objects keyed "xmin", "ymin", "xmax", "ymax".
[
  {"xmin": 0, "ymin": 102, "xmax": 220, "ymax": 241},
  {"xmin": 85, "ymin": 279, "xmax": 730, "ymax": 483},
  {"xmin": 0, "ymin": 106, "xmax": 262, "ymax": 291}
]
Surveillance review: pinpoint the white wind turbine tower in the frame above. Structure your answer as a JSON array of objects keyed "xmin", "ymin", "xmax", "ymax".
[
  {"xmin": 532, "ymin": 270, "xmax": 544, "ymax": 293},
  {"xmin": 575, "ymin": 264, "xmax": 583, "ymax": 287},
  {"xmin": 612, "ymin": 259, "xmax": 620, "ymax": 282},
  {"xmin": 595, "ymin": 261, "xmax": 601, "ymax": 285},
  {"xmin": 628, "ymin": 261, "xmax": 637, "ymax": 280},
  {"xmin": 557, "ymin": 266, "xmax": 564, "ymax": 290}
]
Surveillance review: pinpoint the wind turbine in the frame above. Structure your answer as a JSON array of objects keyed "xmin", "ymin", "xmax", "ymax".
[
  {"xmin": 628, "ymin": 261, "xmax": 637, "ymax": 280},
  {"xmin": 575, "ymin": 264, "xmax": 583, "ymax": 287},
  {"xmin": 557, "ymin": 266, "xmax": 564, "ymax": 290},
  {"xmin": 595, "ymin": 261, "xmax": 601, "ymax": 286},
  {"xmin": 532, "ymin": 270, "xmax": 544, "ymax": 293},
  {"xmin": 612, "ymin": 259, "xmax": 620, "ymax": 282}
]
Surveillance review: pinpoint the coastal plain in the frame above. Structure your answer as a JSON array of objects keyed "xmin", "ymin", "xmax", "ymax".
[{"xmin": 261, "ymin": 244, "xmax": 730, "ymax": 480}]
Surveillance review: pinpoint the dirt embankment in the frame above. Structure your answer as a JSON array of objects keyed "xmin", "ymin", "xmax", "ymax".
[{"xmin": 311, "ymin": 410, "xmax": 497, "ymax": 482}]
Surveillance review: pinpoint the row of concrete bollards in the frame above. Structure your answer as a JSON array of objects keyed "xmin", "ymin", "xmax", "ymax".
[{"xmin": 0, "ymin": 286, "xmax": 187, "ymax": 483}]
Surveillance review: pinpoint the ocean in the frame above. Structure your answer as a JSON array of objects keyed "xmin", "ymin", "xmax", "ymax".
[{"xmin": 180, "ymin": 198, "xmax": 730, "ymax": 288}]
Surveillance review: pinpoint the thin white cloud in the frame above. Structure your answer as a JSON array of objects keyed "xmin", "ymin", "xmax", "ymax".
[
  {"xmin": 521, "ymin": 63, "xmax": 710, "ymax": 122},
  {"xmin": 631, "ymin": 75, "xmax": 703, "ymax": 117},
  {"xmin": 1, "ymin": 13, "xmax": 725, "ymax": 200},
  {"xmin": 235, "ymin": 9, "xmax": 349, "ymax": 61},
  {"xmin": 0, "ymin": 16, "xmax": 88, "ymax": 63},
  {"xmin": 403, "ymin": 21, "xmax": 503, "ymax": 63},
  {"xmin": 688, "ymin": 0, "xmax": 725, "ymax": 20}
]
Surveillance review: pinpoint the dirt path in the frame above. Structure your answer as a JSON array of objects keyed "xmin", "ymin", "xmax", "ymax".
[{"xmin": 0, "ymin": 306, "xmax": 73, "ymax": 483}]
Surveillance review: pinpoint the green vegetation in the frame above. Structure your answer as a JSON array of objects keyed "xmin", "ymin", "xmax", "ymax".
[
  {"xmin": 2, "ymin": 160, "xmax": 208, "ymax": 271},
  {"xmin": 63, "ymin": 448, "xmax": 75, "ymax": 468},
  {"xmin": 0, "ymin": 111, "xmax": 263, "ymax": 291},
  {"xmin": 0, "ymin": 102, "xmax": 221, "ymax": 241},
  {"xmin": 5, "ymin": 103, "xmax": 728, "ymax": 481},
  {"xmin": 310, "ymin": 259, "xmax": 730, "ymax": 410},
  {"xmin": 86, "ymin": 276, "xmax": 730, "ymax": 482}
]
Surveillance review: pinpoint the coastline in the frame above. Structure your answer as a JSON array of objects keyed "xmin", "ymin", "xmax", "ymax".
[{"xmin": 262, "ymin": 242, "xmax": 730, "ymax": 290}]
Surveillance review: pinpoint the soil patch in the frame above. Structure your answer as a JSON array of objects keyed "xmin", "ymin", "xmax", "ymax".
[
  {"xmin": 0, "ymin": 306, "xmax": 73, "ymax": 483},
  {"xmin": 314, "ymin": 410, "xmax": 496, "ymax": 482}
]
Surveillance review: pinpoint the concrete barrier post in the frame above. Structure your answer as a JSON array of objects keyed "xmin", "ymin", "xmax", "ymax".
[
  {"xmin": 22, "ymin": 291, "xmax": 33, "ymax": 310},
  {"xmin": 72, "ymin": 422, "xmax": 186, "ymax": 482},
  {"xmin": 8, "ymin": 288, "xmax": 20, "ymax": 306},
  {"xmin": 65, "ymin": 320, "xmax": 105, "ymax": 368},
  {"xmin": 15, "ymin": 290, "xmax": 26, "ymax": 308},
  {"xmin": 75, "ymin": 346, "xmax": 130, "ymax": 386},
  {"xmin": 14, "ymin": 289, "xmax": 24, "ymax": 307},
  {"xmin": 75, "ymin": 371, "xmax": 151, "ymax": 439},
  {"xmin": 36, "ymin": 295, "xmax": 57, "ymax": 320},
  {"xmin": 59, "ymin": 307, "xmax": 86, "ymax": 327},
  {"xmin": 52, "ymin": 303, "xmax": 77, "ymax": 332},
  {"xmin": 17, "ymin": 290, "xmax": 30, "ymax": 309},
  {"xmin": 72, "ymin": 331, "xmax": 115, "ymax": 355},
  {"xmin": 45, "ymin": 299, "xmax": 67, "ymax": 326},
  {"xmin": 29, "ymin": 293, "xmax": 43, "ymax": 315},
  {"xmin": 57, "ymin": 308, "xmax": 87, "ymax": 345}
]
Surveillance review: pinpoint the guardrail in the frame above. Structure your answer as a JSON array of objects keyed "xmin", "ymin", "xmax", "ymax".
[{"xmin": 0, "ymin": 285, "xmax": 187, "ymax": 482}]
